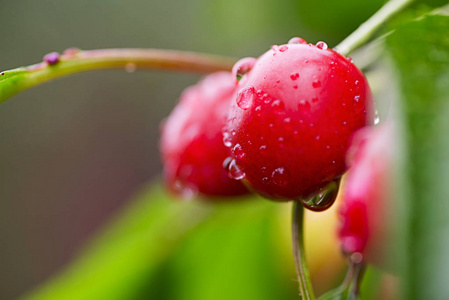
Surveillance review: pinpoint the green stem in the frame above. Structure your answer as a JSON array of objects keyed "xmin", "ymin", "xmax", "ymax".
[
  {"xmin": 0, "ymin": 48, "xmax": 236, "ymax": 104},
  {"xmin": 292, "ymin": 202, "xmax": 315, "ymax": 300},
  {"xmin": 335, "ymin": 0, "xmax": 414, "ymax": 56}
]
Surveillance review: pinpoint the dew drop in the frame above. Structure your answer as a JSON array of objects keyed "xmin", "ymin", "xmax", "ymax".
[
  {"xmin": 343, "ymin": 121, "xmax": 347, "ymax": 125},
  {"xmin": 271, "ymin": 99, "xmax": 285, "ymax": 112},
  {"xmin": 279, "ymin": 45, "xmax": 288, "ymax": 52},
  {"xmin": 236, "ymin": 86, "xmax": 256, "ymax": 110},
  {"xmin": 300, "ymin": 179, "xmax": 340, "ymax": 211},
  {"xmin": 347, "ymin": 57, "xmax": 354, "ymax": 63},
  {"xmin": 1, "ymin": 72, "xmax": 4, "ymax": 76},
  {"xmin": 232, "ymin": 143, "xmax": 245, "ymax": 159},
  {"xmin": 222, "ymin": 131, "xmax": 232, "ymax": 147},
  {"xmin": 271, "ymin": 167, "xmax": 289, "ymax": 187},
  {"xmin": 262, "ymin": 177, "xmax": 270, "ymax": 184},
  {"xmin": 288, "ymin": 37, "xmax": 308, "ymax": 44},
  {"xmin": 290, "ymin": 73, "xmax": 300, "ymax": 81},
  {"xmin": 284, "ymin": 117, "xmax": 291, "ymax": 124},
  {"xmin": 374, "ymin": 110, "xmax": 380, "ymax": 125},
  {"xmin": 125, "ymin": 63, "xmax": 136, "ymax": 73},
  {"xmin": 173, "ymin": 179, "xmax": 198, "ymax": 201},
  {"xmin": 228, "ymin": 159, "xmax": 246, "ymax": 180},
  {"xmin": 312, "ymin": 80, "xmax": 321, "ymax": 88},
  {"xmin": 232, "ymin": 57, "xmax": 257, "ymax": 81},
  {"xmin": 354, "ymin": 80, "xmax": 359, "ymax": 86},
  {"xmin": 316, "ymin": 41, "xmax": 328, "ymax": 50},
  {"xmin": 259, "ymin": 145, "xmax": 267, "ymax": 155},
  {"xmin": 354, "ymin": 95, "xmax": 360, "ymax": 102},
  {"xmin": 222, "ymin": 157, "xmax": 233, "ymax": 170}
]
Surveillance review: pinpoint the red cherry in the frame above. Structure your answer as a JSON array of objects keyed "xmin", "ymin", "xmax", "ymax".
[
  {"xmin": 160, "ymin": 72, "xmax": 249, "ymax": 199},
  {"xmin": 225, "ymin": 40, "xmax": 374, "ymax": 205},
  {"xmin": 338, "ymin": 124, "xmax": 394, "ymax": 265}
]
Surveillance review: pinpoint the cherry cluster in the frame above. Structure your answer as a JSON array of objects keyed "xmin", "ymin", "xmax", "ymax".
[{"xmin": 160, "ymin": 37, "xmax": 382, "ymax": 260}]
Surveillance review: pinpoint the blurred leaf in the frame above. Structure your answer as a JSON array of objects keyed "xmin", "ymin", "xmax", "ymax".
[
  {"xmin": 23, "ymin": 184, "xmax": 302, "ymax": 300},
  {"xmin": 295, "ymin": 0, "xmax": 384, "ymax": 45},
  {"xmin": 22, "ymin": 185, "xmax": 215, "ymax": 300},
  {"xmin": 387, "ymin": 14, "xmax": 449, "ymax": 299}
]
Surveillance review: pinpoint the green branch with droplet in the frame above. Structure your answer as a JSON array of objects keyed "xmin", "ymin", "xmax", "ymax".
[{"xmin": 0, "ymin": 48, "xmax": 236, "ymax": 104}]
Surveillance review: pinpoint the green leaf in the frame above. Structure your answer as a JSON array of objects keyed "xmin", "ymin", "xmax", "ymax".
[
  {"xmin": 22, "ymin": 185, "xmax": 216, "ymax": 300},
  {"xmin": 387, "ymin": 14, "xmax": 449, "ymax": 299},
  {"xmin": 22, "ymin": 185, "xmax": 299, "ymax": 300}
]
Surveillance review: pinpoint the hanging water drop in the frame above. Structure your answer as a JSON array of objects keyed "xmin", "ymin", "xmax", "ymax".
[{"xmin": 300, "ymin": 179, "xmax": 340, "ymax": 211}]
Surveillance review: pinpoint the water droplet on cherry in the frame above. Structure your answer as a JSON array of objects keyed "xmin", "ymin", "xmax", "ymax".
[
  {"xmin": 228, "ymin": 159, "xmax": 246, "ymax": 180},
  {"xmin": 236, "ymin": 86, "xmax": 256, "ymax": 110},
  {"xmin": 271, "ymin": 167, "xmax": 289, "ymax": 187},
  {"xmin": 288, "ymin": 37, "xmax": 308, "ymax": 44},
  {"xmin": 316, "ymin": 41, "xmax": 328, "ymax": 50},
  {"xmin": 271, "ymin": 99, "xmax": 285, "ymax": 112},
  {"xmin": 232, "ymin": 143, "xmax": 245, "ymax": 159}
]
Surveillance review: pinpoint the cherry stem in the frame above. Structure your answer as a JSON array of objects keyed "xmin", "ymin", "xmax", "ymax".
[
  {"xmin": 0, "ymin": 48, "xmax": 236, "ymax": 104},
  {"xmin": 292, "ymin": 201, "xmax": 315, "ymax": 300},
  {"xmin": 335, "ymin": 0, "xmax": 414, "ymax": 56}
]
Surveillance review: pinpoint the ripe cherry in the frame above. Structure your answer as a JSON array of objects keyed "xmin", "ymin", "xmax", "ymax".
[
  {"xmin": 160, "ymin": 72, "xmax": 249, "ymax": 199},
  {"xmin": 338, "ymin": 124, "xmax": 394, "ymax": 266},
  {"xmin": 224, "ymin": 38, "xmax": 374, "ymax": 206}
]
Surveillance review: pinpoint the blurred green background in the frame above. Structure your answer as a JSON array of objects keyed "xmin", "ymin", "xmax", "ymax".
[{"xmin": 0, "ymin": 0, "xmax": 386, "ymax": 299}]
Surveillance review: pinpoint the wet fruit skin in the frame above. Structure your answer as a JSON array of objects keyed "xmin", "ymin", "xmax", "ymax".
[
  {"xmin": 160, "ymin": 72, "xmax": 249, "ymax": 198},
  {"xmin": 225, "ymin": 40, "xmax": 374, "ymax": 201},
  {"xmin": 338, "ymin": 124, "xmax": 394, "ymax": 265}
]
